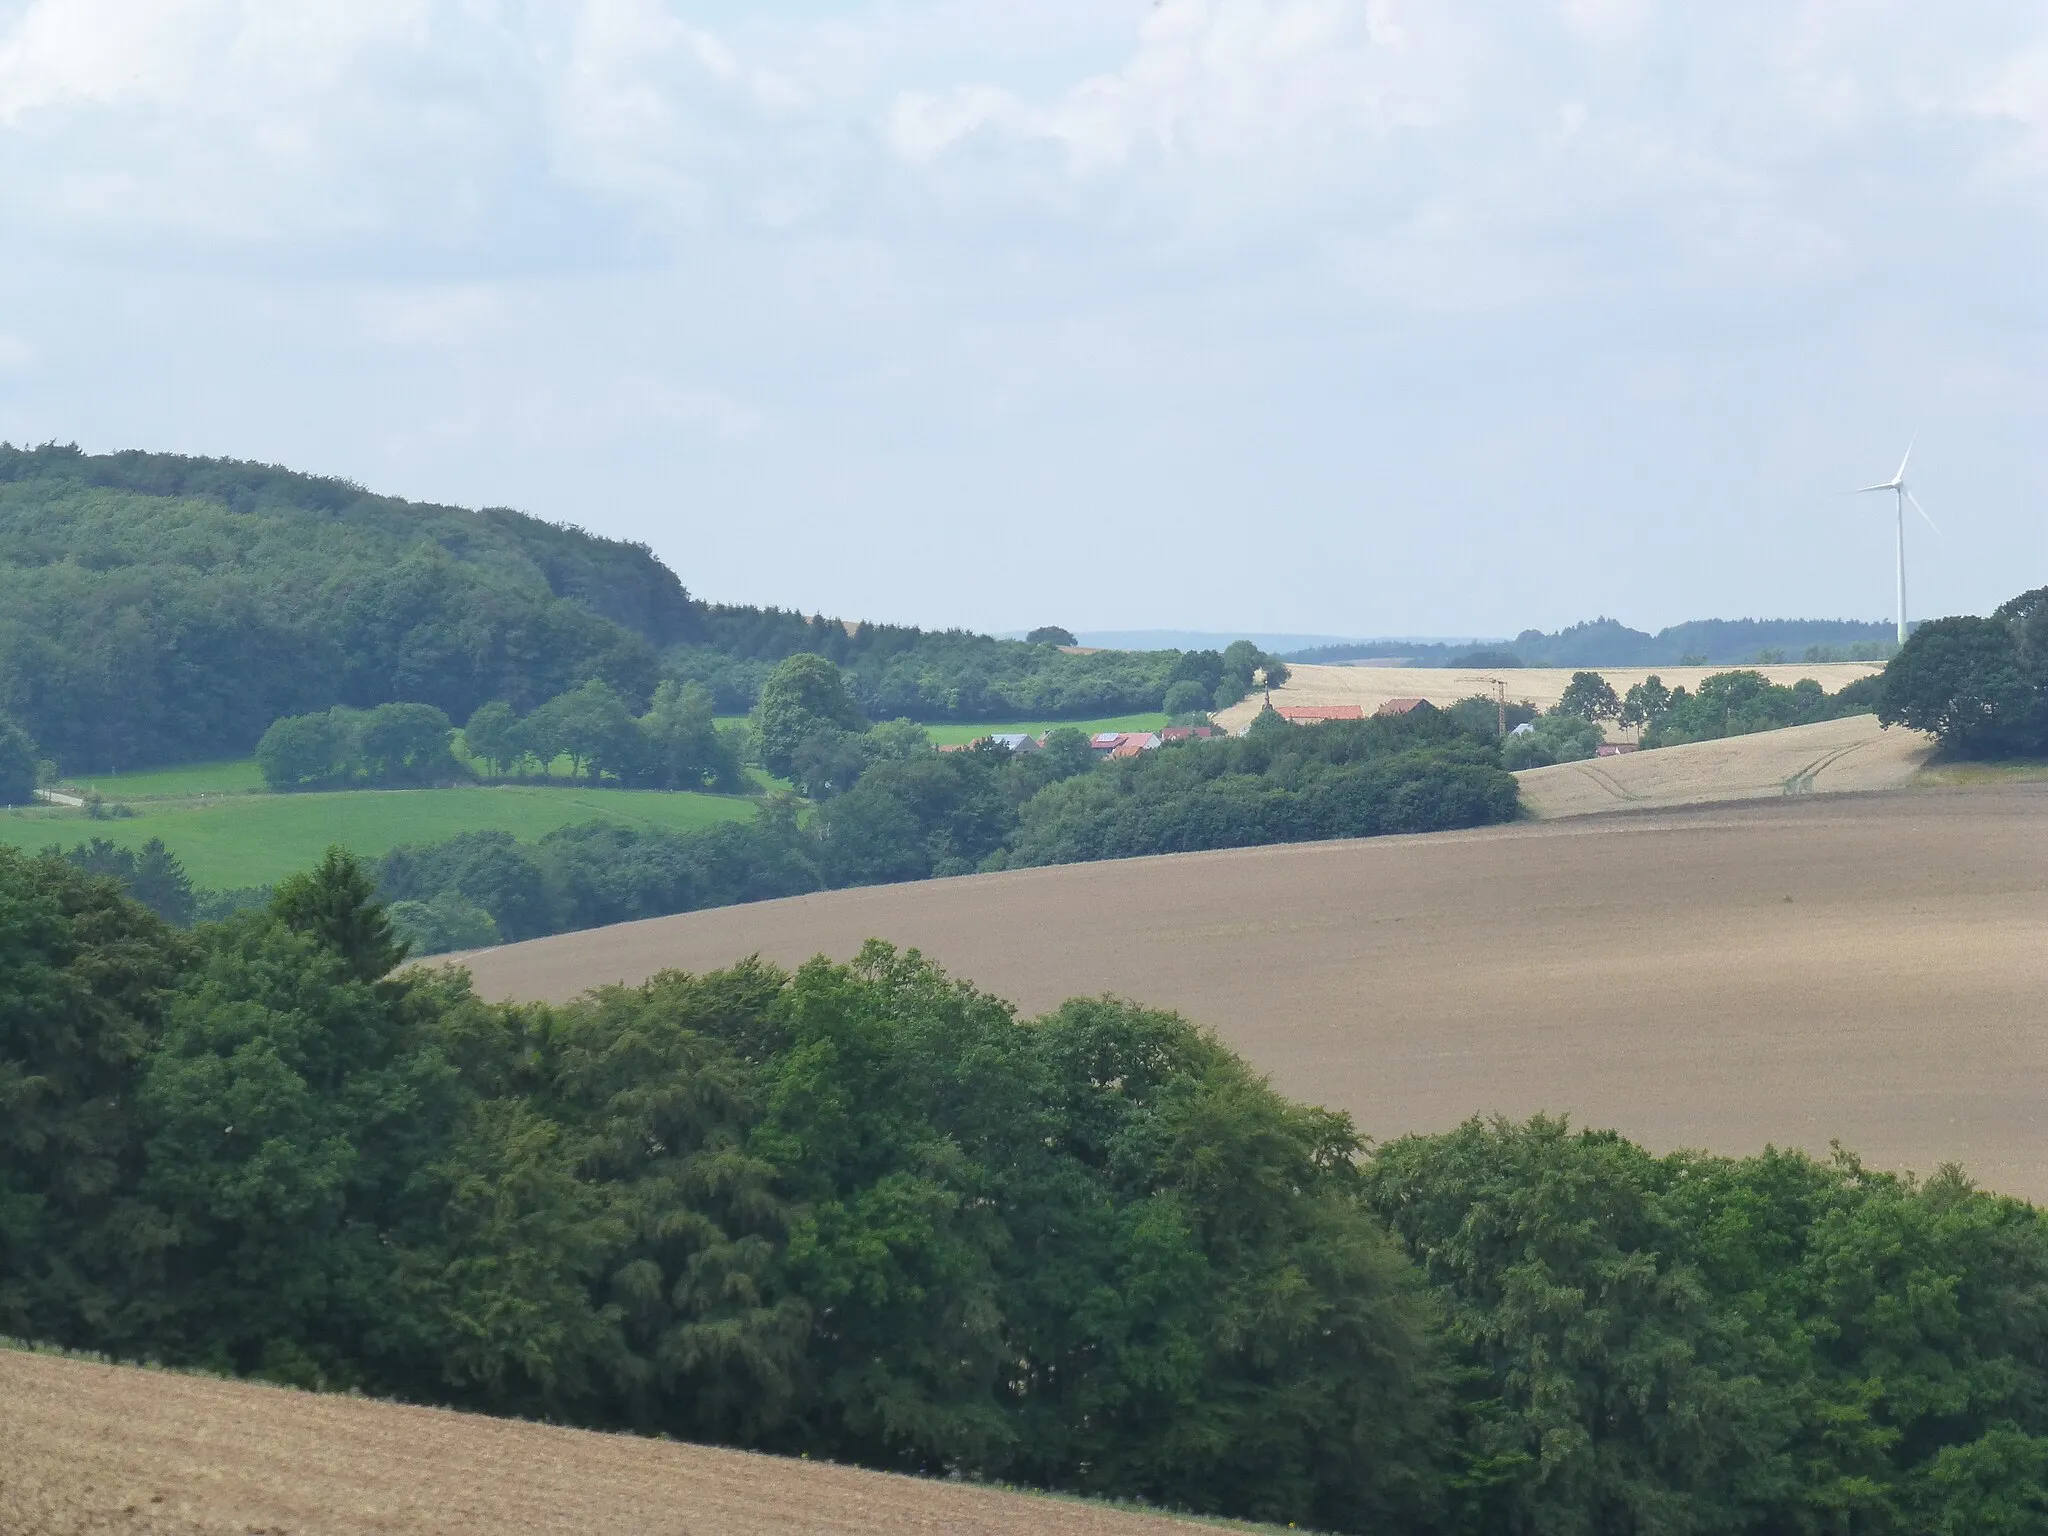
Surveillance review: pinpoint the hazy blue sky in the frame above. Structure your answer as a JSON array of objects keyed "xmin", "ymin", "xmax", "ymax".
[{"xmin": 0, "ymin": 1, "xmax": 2041, "ymax": 637}]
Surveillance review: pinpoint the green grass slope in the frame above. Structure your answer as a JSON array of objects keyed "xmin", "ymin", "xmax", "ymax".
[{"xmin": 2, "ymin": 784, "xmax": 755, "ymax": 889}]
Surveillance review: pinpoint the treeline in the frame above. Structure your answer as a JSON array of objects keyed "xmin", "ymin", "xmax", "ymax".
[
  {"xmin": 377, "ymin": 704, "xmax": 1515, "ymax": 953},
  {"xmin": 1001, "ymin": 713, "xmax": 1507, "ymax": 867},
  {"xmin": 1640, "ymin": 668, "xmax": 1883, "ymax": 748},
  {"xmin": 6, "ymin": 849, "xmax": 2046, "ymax": 1531},
  {"xmin": 1288, "ymin": 617, "xmax": 1898, "ymax": 668},
  {"xmin": 0, "ymin": 445, "xmax": 1239, "ymax": 772},
  {"xmin": 256, "ymin": 681, "xmax": 745, "ymax": 793},
  {"xmin": 1470, "ymin": 669, "xmax": 1885, "ymax": 769},
  {"xmin": 669, "ymin": 626, "xmax": 1282, "ymax": 721}
]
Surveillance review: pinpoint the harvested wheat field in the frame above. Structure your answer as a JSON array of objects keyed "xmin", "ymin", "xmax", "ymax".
[
  {"xmin": 1516, "ymin": 714, "xmax": 1935, "ymax": 817},
  {"xmin": 1211, "ymin": 661, "xmax": 1880, "ymax": 732},
  {"xmin": 0, "ymin": 1349, "xmax": 1245, "ymax": 1536},
  {"xmin": 455, "ymin": 786, "xmax": 2048, "ymax": 1203}
]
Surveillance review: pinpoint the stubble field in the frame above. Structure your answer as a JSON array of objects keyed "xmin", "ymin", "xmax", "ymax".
[
  {"xmin": 1514, "ymin": 713, "xmax": 1935, "ymax": 817},
  {"xmin": 0, "ymin": 1349, "xmax": 1244, "ymax": 1536},
  {"xmin": 456, "ymin": 784, "xmax": 2048, "ymax": 1203}
]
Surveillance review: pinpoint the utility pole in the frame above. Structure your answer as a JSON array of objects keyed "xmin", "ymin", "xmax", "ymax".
[{"xmin": 1495, "ymin": 679, "xmax": 1507, "ymax": 740}]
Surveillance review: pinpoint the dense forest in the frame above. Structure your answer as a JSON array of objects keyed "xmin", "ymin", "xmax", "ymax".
[
  {"xmin": 0, "ymin": 445, "xmax": 1178, "ymax": 771},
  {"xmin": 7, "ymin": 848, "xmax": 2046, "ymax": 1532}
]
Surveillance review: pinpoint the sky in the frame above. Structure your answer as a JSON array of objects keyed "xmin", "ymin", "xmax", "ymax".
[{"xmin": 0, "ymin": 1, "xmax": 2042, "ymax": 639}]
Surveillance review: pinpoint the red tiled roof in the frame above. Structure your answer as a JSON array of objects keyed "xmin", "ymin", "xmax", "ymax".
[
  {"xmin": 1375, "ymin": 697, "xmax": 1434, "ymax": 716},
  {"xmin": 1275, "ymin": 705, "xmax": 1364, "ymax": 723}
]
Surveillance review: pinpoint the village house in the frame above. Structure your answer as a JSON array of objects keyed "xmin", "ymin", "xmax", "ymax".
[{"xmin": 1093, "ymin": 731, "xmax": 1162, "ymax": 758}]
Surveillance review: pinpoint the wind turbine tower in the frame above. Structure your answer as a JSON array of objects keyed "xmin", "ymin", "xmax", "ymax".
[{"xmin": 1854, "ymin": 441, "xmax": 1939, "ymax": 647}]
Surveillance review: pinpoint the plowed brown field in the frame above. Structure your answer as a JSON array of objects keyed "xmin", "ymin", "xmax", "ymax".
[
  {"xmin": 0, "ymin": 1349, "xmax": 1246, "ymax": 1536},
  {"xmin": 455, "ymin": 786, "xmax": 2048, "ymax": 1203}
]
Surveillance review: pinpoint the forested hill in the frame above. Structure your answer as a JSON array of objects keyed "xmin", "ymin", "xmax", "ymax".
[
  {"xmin": 0, "ymin": 444, "xmax": 1178, "ymax": 770},
  {"xmin": 0, "ymin": 444, "xmax": 707, "ymax": 768}
]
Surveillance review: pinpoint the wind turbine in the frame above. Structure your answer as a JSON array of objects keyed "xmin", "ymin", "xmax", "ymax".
[{"xmin": 1853, "ymin": 439, "xmax": 1940, "ymax": 646}]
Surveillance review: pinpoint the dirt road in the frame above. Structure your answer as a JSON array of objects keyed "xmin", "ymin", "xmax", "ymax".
[{"xmin": 453, "ymin": 787, "xmax": 2048, "ymax": 1202}]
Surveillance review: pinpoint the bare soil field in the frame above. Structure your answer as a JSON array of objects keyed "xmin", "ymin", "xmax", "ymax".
[
  {"xmin": 1516, "ymin": 714, "xmax": 1936, "ymax": 818},
  {"xmin": 1212, "ymin": 661, "xmax": 1882, "ymax": 733},
  {"xmin": 0, "ymin": 1349, "xmax": 1241, "ymax": 1536},
  {"xmin": 454, "ymin": 787, "xmax": 2048, "ymax": 1203}
]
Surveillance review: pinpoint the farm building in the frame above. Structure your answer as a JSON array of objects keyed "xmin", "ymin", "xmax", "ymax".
[
  {"xmin": 1375, "ymin": 697, "xmax": 1435, "ymax": 717},
  {"xmin": 985, "ymin": 733, "xmax": 1040, "ymax": 753},
  {"xmin": 1160, "ymin": 725, "xmax": 1220, "ymax": 742},
  {"xmin": 1094, "ymin": 731, "xmax": 1162, "ymax": 759},
  {"xmin": 1594, "ymin": 742, "xmax": 1640, "ymax": 757}
]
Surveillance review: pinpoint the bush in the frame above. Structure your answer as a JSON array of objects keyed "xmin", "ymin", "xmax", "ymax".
[{"xmin": 388, "ymin": 890, "xmax": 499, "ymax": 955}]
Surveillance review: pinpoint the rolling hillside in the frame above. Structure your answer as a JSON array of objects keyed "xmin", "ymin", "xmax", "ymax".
[
  {"xmin": 1514, "ymin": 712, "xmax": 1936, "ymax": 817},
  {"xmin": 452, "ymin": 785, "xmax": 2048, "ymax": 1202}
]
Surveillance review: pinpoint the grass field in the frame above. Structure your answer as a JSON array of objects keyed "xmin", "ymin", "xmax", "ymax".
[
  {"xmin": 457, "ymin": 785, "xmax": 2048, "ymax": 1206},
  {"xmin": 1, "ymin": 785, "xmax": 756, "ymax": 890},
  {"xmin": 65, "ymin": 758, "xmax": 268, "ymax": 798},
  {"xmin": 0, "ymin": 1348, "xmax": 1266, "ymax": 1536}
]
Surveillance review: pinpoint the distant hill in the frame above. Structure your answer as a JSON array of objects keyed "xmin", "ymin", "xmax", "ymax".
[
  {"xmin": 1285, "ymin": 617, "xmax": 1897, "ymax": 668},
  {"xmin": 1026, "ymin": 629, "xmax": 1498, "ymax": 653}
]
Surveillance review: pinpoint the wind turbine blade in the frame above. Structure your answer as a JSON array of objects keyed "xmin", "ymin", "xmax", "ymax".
[
  {"xmin": 1906, "ymin": 488, "xmax": 1942, "ymax": 540},
  {"xmin": 1895, "ymin": 434, "xmax": 1916, "ymax": 483},
  {"xmin": 1853, "ymin": 482, "xmax": 1894, "ymax": 494}
]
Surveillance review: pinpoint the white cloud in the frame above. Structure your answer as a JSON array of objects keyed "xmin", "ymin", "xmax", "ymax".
[
  {"xmin": 890, "ymin": 0, "xmax": 1479, "ymax": 173},
  {"xmin": 0, "ymin": 0, "xmax": 2043, "ymax": 633}
]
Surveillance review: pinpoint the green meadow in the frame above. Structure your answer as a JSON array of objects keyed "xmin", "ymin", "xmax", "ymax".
[
  {"xmin": 67, "ymin": 759, "xmax": 267, "ymax": 798},
  {"xmin": 6, "ymin": 784, "xmax": 756, "ymax": 890},
  {"xmin": 23, "ymin": 717, "xmax": 1170, "ymax": 890}
]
